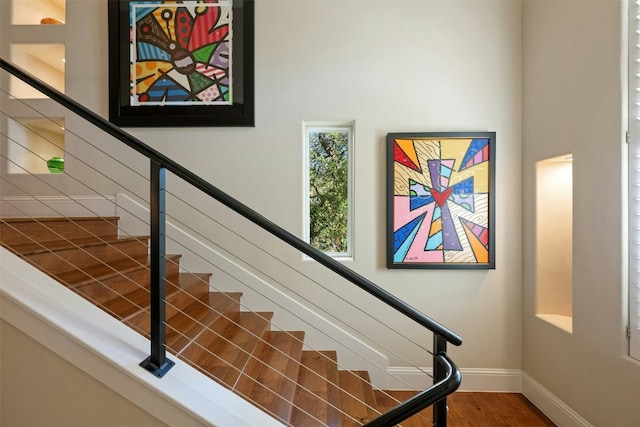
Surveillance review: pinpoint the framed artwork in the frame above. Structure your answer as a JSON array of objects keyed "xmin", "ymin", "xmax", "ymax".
[
  {"xmin": 387, "ymin": 132, "xmax": 496, "ymax": 269},
  {"xmin": 108, "ymin": 0, "xmax": 254, "ymax": 127}
]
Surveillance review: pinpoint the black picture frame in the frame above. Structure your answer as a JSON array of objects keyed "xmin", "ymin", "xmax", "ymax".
[
  {"xmin": 387, "ymin": 131, "xmax": 496, "ymax": 269},
  {"xmin": 108, "ymin": 0, "xmax": 254, "ymax": 127}
]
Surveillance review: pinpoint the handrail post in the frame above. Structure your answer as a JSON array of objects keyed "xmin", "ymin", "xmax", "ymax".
[
  {"xmin": 433, "ymin": 334, "xmax": 448, "ymax": 426},
  {"xmin": 140, "ymin": 160, "xmax": 174, "ymax": 377}
]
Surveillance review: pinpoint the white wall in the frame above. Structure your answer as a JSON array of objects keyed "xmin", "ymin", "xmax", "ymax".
[
  {"xmin": 0, "ymin": 320, "xmax": 169, "ymax": 427},
  {"xmin": 522, "ymin": 1, "xmax": 640, "ymax": 426}
]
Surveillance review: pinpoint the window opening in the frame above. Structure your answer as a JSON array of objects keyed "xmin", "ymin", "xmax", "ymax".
[{"xmin": 304, "ymin": 122, "xmax": 353, "ymax": 258}]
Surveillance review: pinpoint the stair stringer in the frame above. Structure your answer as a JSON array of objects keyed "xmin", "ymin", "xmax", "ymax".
[
  {"xmin": 0, "ymin": 247, "xmax": 286, "ymax": 427},
  {"xmin": 116, "ymin": 193, "xmax": 390, "ymax": 389}
]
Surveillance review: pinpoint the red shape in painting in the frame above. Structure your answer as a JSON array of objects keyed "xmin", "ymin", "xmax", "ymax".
[
  {"xmin": 430, "ymin": 187, "xmax": 453, "ymax": 207},
  {"xmin": 394, "ymin": 143, "xmax": 420, "ymax": 172}
]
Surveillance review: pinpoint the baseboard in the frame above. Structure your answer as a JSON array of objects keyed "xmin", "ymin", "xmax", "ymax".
[
  {"xmin": 387, "ymin": 367, "xmax": 521, "ymax": 392},
  {"xmin": 0, "ymin": 196, "xmax": 116, "ymax": 217},
  {"xmin": 521, "ymin": 372, "xmax": 593, "ymax": 427}
]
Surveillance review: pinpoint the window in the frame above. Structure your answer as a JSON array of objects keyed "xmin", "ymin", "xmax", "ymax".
[
  {"xmin": 303, "ymin": 122, "xmax": 353, "ymax": 257},
  {"xmin": 629, "ymin": 0, "xmax": 640, "ymax": 361}
]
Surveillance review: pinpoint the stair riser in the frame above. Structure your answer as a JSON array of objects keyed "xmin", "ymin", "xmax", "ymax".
[
  {"xmin": 22, "ymin": 238, "xmax": 148, "ymax": 275},
  {"xmin": 202, "ymin": 292, "xmax": 242, "ymax": 314},
  {"xmin": 0, "ymin": 217, "xmax": 119, "ymax": 245}
]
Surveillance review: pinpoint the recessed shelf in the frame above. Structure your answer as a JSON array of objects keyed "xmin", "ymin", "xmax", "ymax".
[
  {"xmin": 9, "ymin": 43, "xmax": 65, "ymax": 98},
  {"xmin": 7, "ymin": 117, "xmax": 65, "ymax": 175},
  {"xmin": 535, "ymin": 154, "xmax": 573, "ymax": 332},
  {"xmin": 11, "ymin": 0, "xmax": 65, "ymax": 25},
  {"xmin": 3, "ymin": 0, "xmax": 68, "ymax": 176},
  {"xmin": 536, "ymin": 314, "xmax": 573, "ymax": 334}
]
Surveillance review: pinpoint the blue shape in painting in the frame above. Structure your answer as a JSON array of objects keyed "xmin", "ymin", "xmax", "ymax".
[
  {"xmin": 459, "ymin": 138, "xmax": 489, "ymax": 171},
  {"xmin": 440, "ymin": 203, "xmax": 463, "ymax": 250},
  {"xmin": 130, "ymin": 4, "xmax": 155, "ymax": 26},
  {"xmin": 409, "ymin": 180, "xmax": 435, "ymax": 210},
  {"xmin": 146, "ymin": 76, "xmax": 191, "ymax": 102},
  {"xmin": 451, "ymin": 177, "xmax": 475, "ymax": 196},
  {"xmin": 394, "ymin": 213, "xmax": 425, "ymax": 253},
  {"xmin": 439, "ymin": 162, "xmax": 454, "ymax": 190},
  {"xmin": 425, "ymin": 207, "xmax": 442, "ymax": 250},
  {"xmin": 137, "ymin": 42, "xmax": 171, "ymax": 61}
]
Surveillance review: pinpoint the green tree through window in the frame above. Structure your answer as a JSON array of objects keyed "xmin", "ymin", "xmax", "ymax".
[{"xmin": 308, "ymin": 129, "xmax": 350, "ymax": 254}]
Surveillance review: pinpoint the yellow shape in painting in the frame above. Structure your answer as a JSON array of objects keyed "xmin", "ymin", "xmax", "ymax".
[
  {"xmin": 440, "ymin": 138, "xmax": 471, "ymax": 171},
  {"xmin": 462, "ymin": 221, "xmax": 489, "ymax": 263},
  {"xmin": 429, "ymin": 218, "xmax": 442, "ymax": 236},
  {"xmin": 441, "ymin": 138, "xmax": 490, "ymax": 193},
  {"xmin": 152, "ymin": 2, "xmax": 179, "ymax": 39},
  {"xmin": 133, "ymin": 61, "xmax": 173, "ymax": 95}
]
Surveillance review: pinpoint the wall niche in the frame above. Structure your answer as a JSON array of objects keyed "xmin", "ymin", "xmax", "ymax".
[{"xmin": 535, "ymin": 154, "xmax": 573, "ymax": 333}]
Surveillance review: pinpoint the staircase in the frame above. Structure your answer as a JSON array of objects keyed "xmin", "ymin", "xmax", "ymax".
[{"xmin": 0, "ymin": 216, "xmax": 434, "ymax": 427}]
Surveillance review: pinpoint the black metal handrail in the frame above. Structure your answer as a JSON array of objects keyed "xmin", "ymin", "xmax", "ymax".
[
  {"xmin": 366, "ymin": 353, "xmax": 461, "ymax": 427},
  {"xmin": 1, "ymin": 57, "xmax": 462, "ymax": 426}
]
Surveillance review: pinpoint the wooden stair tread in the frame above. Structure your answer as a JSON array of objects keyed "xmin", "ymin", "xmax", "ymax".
[
  {"xmin": 4, "ymin": 235, "xmax": 147, "ymax": 256},
  {"xmin": 339, "ymin": 370, "xmax": 380, "ymax": 426},
  {"xmin": 0, "ymin": 216, "xmax": 119, "ymax": 223},
  {"xmin": 178, "ymin": 311, "xmax": 274, "ymax": 388},
  {"xmin": 235, "ymin": 330, "xmax": 305, "ymax": 424},
  {"xmin": 291, "ymin": 350, "xmax": 341, "ymax": 427},
  {"xmin": 0, "ymin": 216, "xmax": 119, "ymax": 245},
  {"xmin": 58, "ymin": 253, "xmax": 182, "ymax": 287},
  {"xmin": 52, "ymin": 254, "xmax": 150, "ymax": 286},
  {"xmin": 16, "ymin": 237, "xmax": 149, "ymax": 276}
]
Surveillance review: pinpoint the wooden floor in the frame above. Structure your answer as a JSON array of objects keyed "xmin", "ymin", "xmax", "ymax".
[
  {"xmin": 447, "ymin": 392, "xmax": 556, "ymax": 426},
  {"xmin": 379, "ymin": 392, "xmax": 556, "ymax": 427}
]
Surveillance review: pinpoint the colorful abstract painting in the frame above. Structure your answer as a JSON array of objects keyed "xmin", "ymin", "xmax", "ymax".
[
  {"xmin": 130, "ymin": 0, "xmax": 233, "ymax": 106},
  {"xmin": 387, "ymin": 132, "xmax": 495, "ymax": 269}
]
